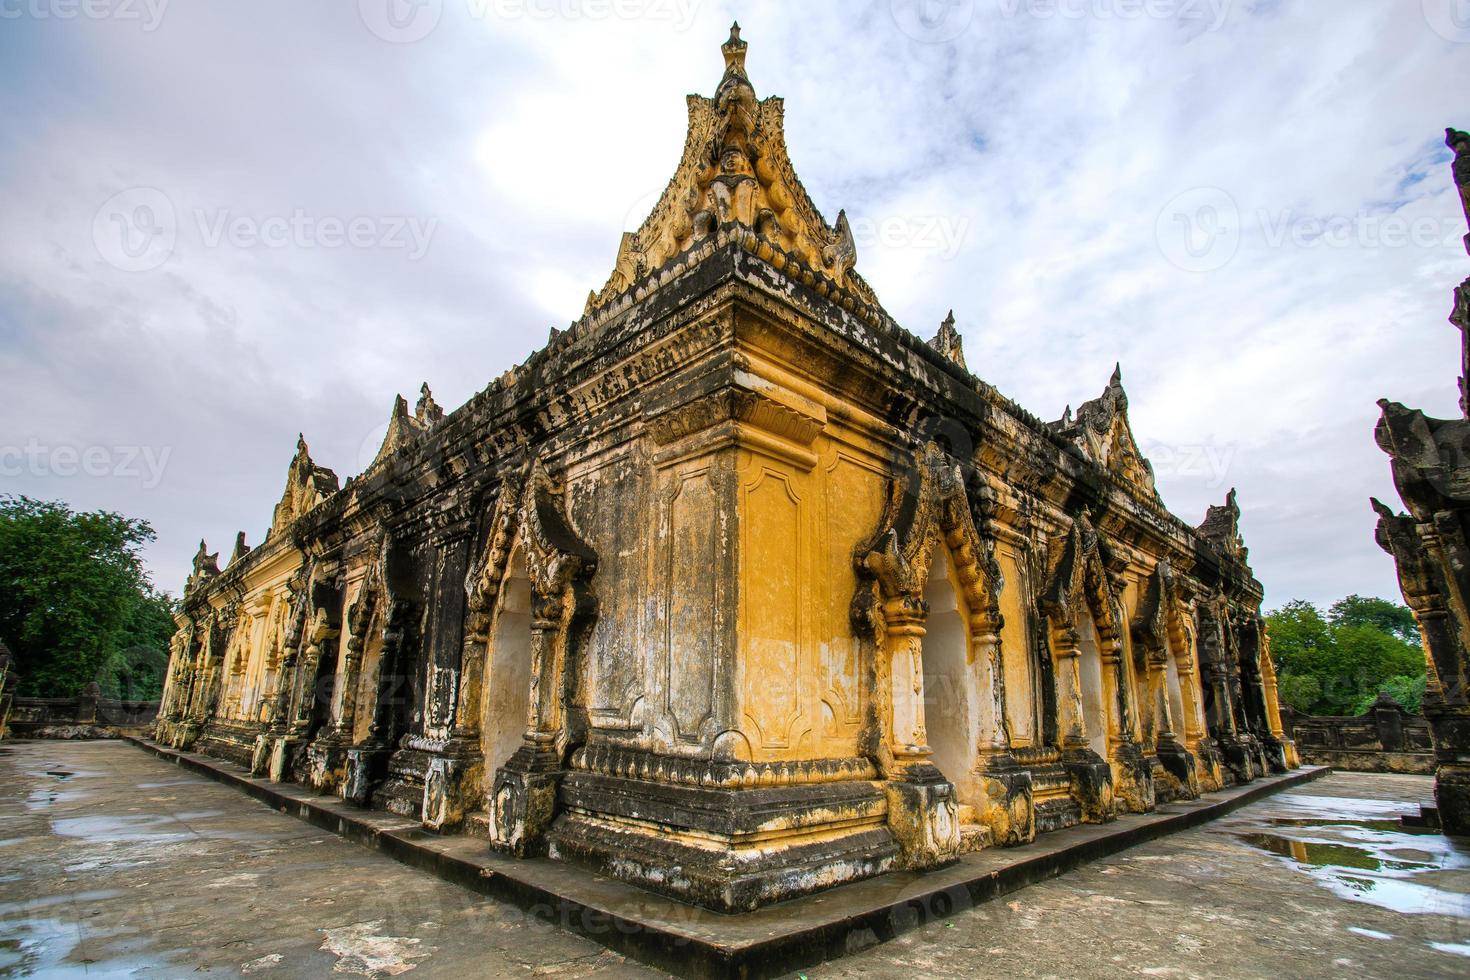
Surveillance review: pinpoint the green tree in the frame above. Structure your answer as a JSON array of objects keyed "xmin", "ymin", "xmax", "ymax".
[
  {"xmin": 1328, "ymin": 594, "xmax": 1420, "ymax": 645},
  {"xmin": 1267, "ymin": 595, "xmax": 1427, "ymax": 716},
  {"xmin": 0, "ymin": 495, "xmax": 176, "ymax": 698},
  {"xmin": 1277, "ymin": 674, "xmax": 1321, "ymax": 713},
  {"xmin": 1352, "ymin": 675, "xmax": 1428, "ymax": 714}
]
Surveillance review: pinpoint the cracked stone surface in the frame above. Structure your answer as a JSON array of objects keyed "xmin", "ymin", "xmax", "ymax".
[
  {"xmin": 0, "ymin": 740, "xmax": 649, "ymax": 978},
  {"xmin": 3, "ymin": 741, "xmax": 1469, "ymax": 978}
]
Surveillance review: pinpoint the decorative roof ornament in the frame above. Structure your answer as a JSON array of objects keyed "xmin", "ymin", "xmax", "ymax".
[
  {"xmin": 719, "ymin": 21, "xmax": 748, "ymax": 86},
  {"xmin": 1054, "ymin": 364, "xmax": 1159, "ymax": 498},
  {"xmin": 186, "ymin": 538, "xmax": 220, "ymax": 595},
  {"xmin": 370, "ymin": 382, "xmax": 445, "ymax": 470},
  {"xmin": 1198, "ymin": 488, "xmax": 1247, "ymax": 561},
  {"xmin": 228, "ymin": 531, "xmax": 250, "ymax": 566},
  {"xmin": 270, "ymin": 435, "xmax": 339, "ymax": 536},
  {"xmin": 928, "ymin": 309, "xmax": 968, "ymax": 370},
  {"xmin": 585, "ymin": 23, "xmax": 876, "ymax": 314},
  {"xmin": 415, "ymin": 383, "xmax": 444, "ymax": 427}
]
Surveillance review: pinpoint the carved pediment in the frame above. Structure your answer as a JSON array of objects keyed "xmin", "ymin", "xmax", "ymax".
[
  {"xmin": 368, "ymin": 383, "xmax": 445, "ymax": 472},
  {"xmin": 1042, "ymin": 512, "xmax": 1119, "ymax": 644},
  {"xmin": 270, "ymin": 435, "xmax": 340, "ymax": 536},
  {"xmin": 464, "ymin": 458, "xmax": 599, "ymax": 633},
  {"xmin": 585, "ymin": 24, "xmax": 878, "ymax": 316},
  {"xmin": 855, "ymin": 443, "xmax": 1001, "ymax": 628},
  {"xmin": 927, "ymin": 310, "xmax": 968, "ymax": 371},
  {"xmin": 1131, "ymin": 559, "xmax": 1190, "ymax": 662},
  {"xmin": 185, "ymin": 539, "xmax": 220, "ymax": 595},
  {"xmin": 1197, "ymin": 488, "xmax": 1248, "ymax": 562},
  {"xmin": 345, "ymin": 541, "xmax": 387, "ymax": 656},
  {"xmin": 1052, "ymin": 365, "xmax": 1159, "ymax": 499}
]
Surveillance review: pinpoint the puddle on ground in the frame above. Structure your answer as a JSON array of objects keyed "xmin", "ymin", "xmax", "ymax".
[
  {"xmin": 1237, "ymin": 806, "xmax": 1470, "ymax": 920},
  {"xmin": 0, "ymin": 914, "xmax": 174, "ymax": 978},
  {"xmin": 0, "ymin": 916, "xmax": 76, "ymax": 978},
  {"xmin": 1430, "ymin": 941, "xmax": 1470, "ymax": 956}
]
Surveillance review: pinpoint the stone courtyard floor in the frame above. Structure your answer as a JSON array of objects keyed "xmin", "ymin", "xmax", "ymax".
[{"xmin": 0, "ymin": 741, "xmax": 1467, "ymax": 979}]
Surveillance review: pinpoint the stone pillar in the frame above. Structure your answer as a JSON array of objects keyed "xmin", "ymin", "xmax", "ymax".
[
  {"xmin": 1103, "ymin": 631, "xmax": 1152, "ymax": 814},
  {"xmin": 1259, "ymin": 631, "xmax": 1298, "ymax": 769},
  {"xmin": 971, "ymin": 615, "xmax": 1009, "ymax": 753},
  {"xmin": 970, "ymin": 569, "xmax": 1036, "ymax": 848},
  {"xmin": 1052, "ymin": 621, "xmax": 1113, "ymax": 823},
  {"xmin": 878, "ymin": 596, "xmax": 960, "ymax": 869},
  {"xmin": 1052, "ymin": 625, "xmax": 1088, "ymax": 751},
  {"xmin": 885, "ymin": 597, "xmax": 931, "ymax": 761}
]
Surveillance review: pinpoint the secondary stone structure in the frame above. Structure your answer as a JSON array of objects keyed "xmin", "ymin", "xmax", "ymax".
[
  {"xmin": 155, "ymin": 26, "xmax": 1296, "ymax": 911},
  {"xmin": 1374, "ymin": 126, "xmax": 1470, "ymax": 836}
]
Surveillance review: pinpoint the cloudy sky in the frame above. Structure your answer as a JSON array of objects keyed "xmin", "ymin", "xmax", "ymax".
[{"xmin": 1, "ymin": 0, "xmax": 1466, "ymax": 609}]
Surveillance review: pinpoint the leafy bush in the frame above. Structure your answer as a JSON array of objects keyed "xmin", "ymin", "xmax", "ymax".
[{"xmin": 0, "ymin": 495, "xmax": 176, "ymax": 699}]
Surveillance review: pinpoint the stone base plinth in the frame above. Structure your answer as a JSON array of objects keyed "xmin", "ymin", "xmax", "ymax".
[{"xmin": 550, "ymin": 771, "xmax": 899, "ymax": 912}]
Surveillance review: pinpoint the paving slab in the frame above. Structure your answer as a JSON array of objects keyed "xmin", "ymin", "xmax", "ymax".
[
  {"xmin": 129, "ymin": 737, "xmax": 1323, "ymax": 976},
  {"xmin": 5, "ymin": 740, "xmax": 1468, "ymax": 978}
]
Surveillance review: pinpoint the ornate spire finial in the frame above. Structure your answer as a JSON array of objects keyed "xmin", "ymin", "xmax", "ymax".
[
  {"xmin": 929, "ymin": 308, "xmax": 967, "ymax": 370},
  {"xmin": 296, "ymin": 433, "xmax": 308, "ymax": 455},
  {"xmin": 1110, "ymin": 362, "xmax": 1123, "ymax": 387},
  {"xmin": 415, "ymin": 382, "xmax": 444, "ymax": 426},
  {"xmin": 190, "ymin": 538, "xmax": 220, "ymax": 581},
  {"xmin": 721, "ymin": 21, "xmax": 747, "ymax": 78},
  {"xmin": 229, "ymin": 531, "xmax": 250, "ymax": 565}
]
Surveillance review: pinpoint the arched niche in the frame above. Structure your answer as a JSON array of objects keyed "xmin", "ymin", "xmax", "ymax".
[
  {"xmin": 920, "ymin": 543, "xmax": 981, "ymax": 808},
  {"xmin": 481, "ymin": 545, "xmax": 534, "ymax": 784},
  {"xmin": 852, "ymin": 443, "xmax": 1004, "ymax": 778},
  {"xmin": 1041, "ymin": 511, "xmax": 1123, "ymax": 757},
  {"xmin": 1075, "ymin": 609, "xmax": 1109, "ymax": 759}
]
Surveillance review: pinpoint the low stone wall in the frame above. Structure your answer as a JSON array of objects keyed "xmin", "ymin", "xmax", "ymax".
[
  {"xmin": 7, "ymin": 685, "xmax": 160, "ymax": 739},
  {"xmin": 1281, "ymin": 693, "xmax": 1433, "ymax": 774}
]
